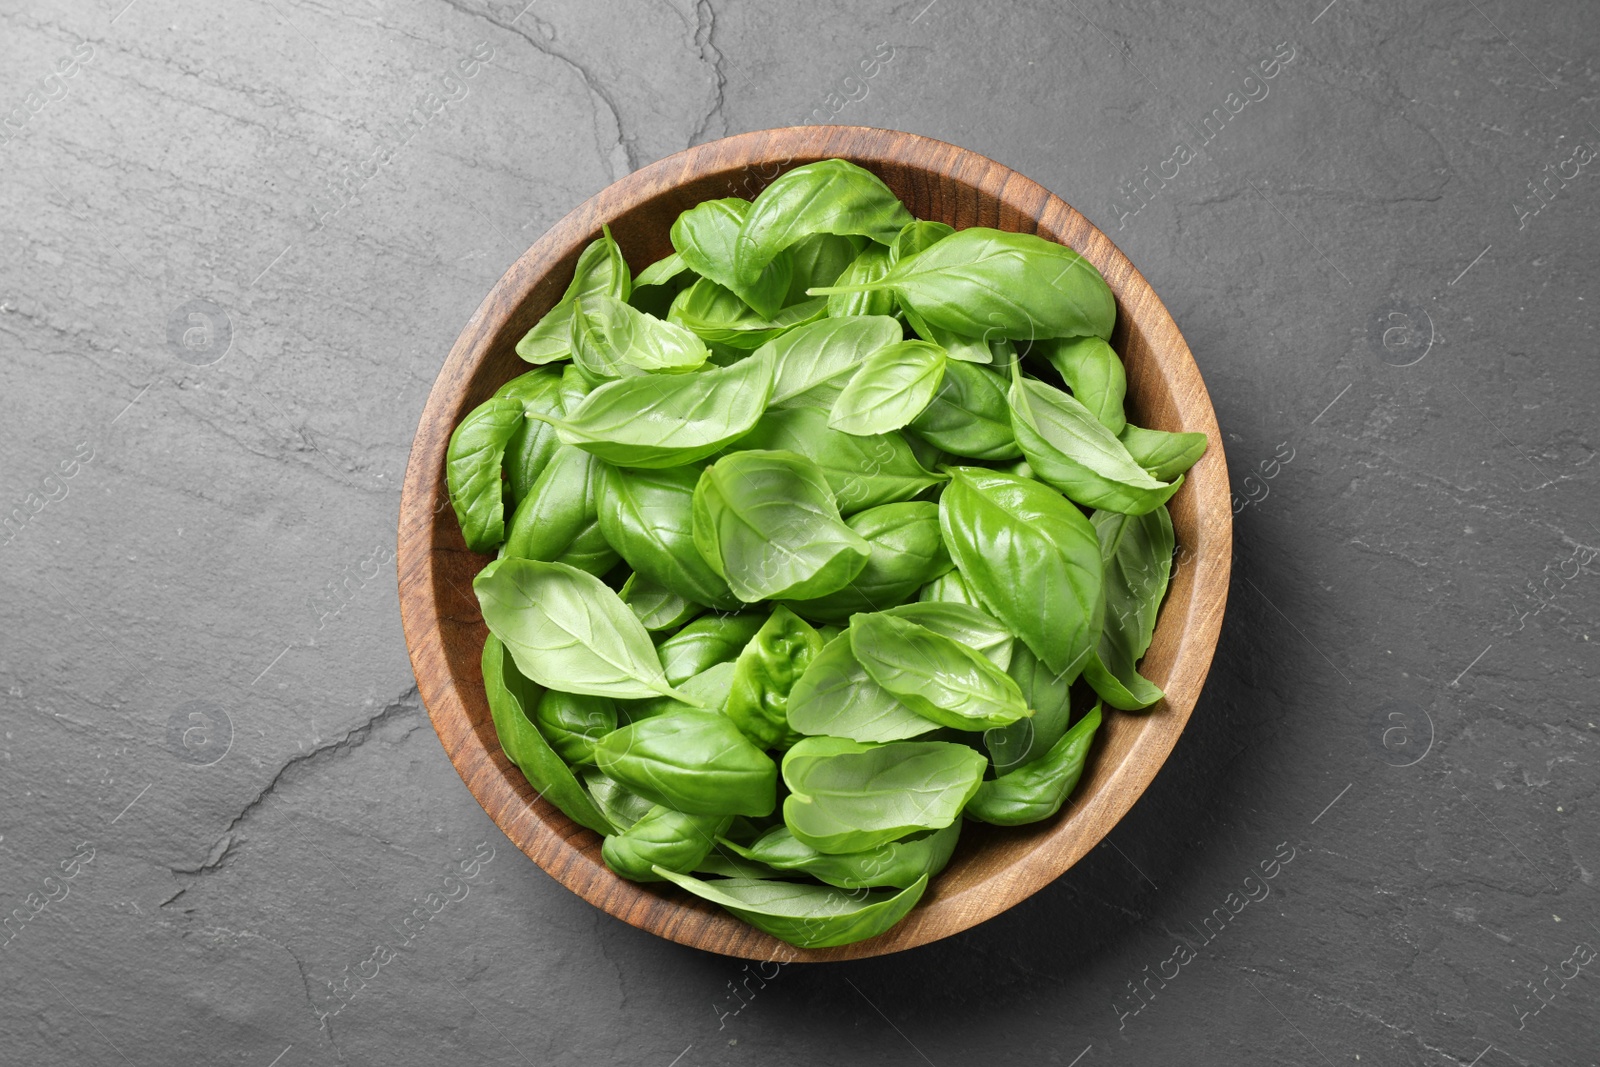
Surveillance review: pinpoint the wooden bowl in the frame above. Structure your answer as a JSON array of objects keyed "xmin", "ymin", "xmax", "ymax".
[{"xmin": 399, "ymin": 126, "xmax": 1231, "ymax": 961}]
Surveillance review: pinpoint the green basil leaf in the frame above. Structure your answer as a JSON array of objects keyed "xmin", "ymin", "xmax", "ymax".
[
  {"xmin": 671, "ymin": 198, "xmax": 792, "ymax": 318},
  {"xmin": 783, "ymin": 502, "xmax": 951, "ymax": 622},
  {"xmin": 723, "ymin": 821, "xmax": 959, "ymax": 890},
  {"xmin": 908, "ymin": 359, "xmax": 1021, "ymax": 460},
  {"xmin": 475, "ymin": 557, "xmax": 690, "ymax": 702},
  {"xmin": 1009, "ymin": 371, "xmax": 1181, "ymax": 515},
  {"xmin": 1083, "ymin": 507, "xmax": 1173, "ymax": 710},
  {"xmin": 939, "ymin": 467, "xmax": 1104, "ymax": 680},
  {"xmin": 650, "ymin": 868, "xmax": 928, "ymax": 948},
  {"xmin": 581, "ymin": 769, "xmax": 655, "ymax": 832},
  {"xmin": 593, "ymin": 709, "xmax": 777, "ymax": 817},
  {"xmin": 811, "ymin": 227, "xmax": 1115, "ymax": 342},
  {"xmin": 669, "ymin": 278, "xmax": 827, "ymax": 349},
  {"xmin": 966, "ymin": 704, "xmax": 1101, "ymax": 825},
  {"xmin": 733, "ymin": 159, "xmax": 914, "ymax": 285},
  {"xmin": 516, "ymin": 227, "xmax": 632, "ymax": 363},
  {"xmin": 558, "ymin": 364, "xmax": 592, "ymax": 411},
  {"xmin": 880, "ymin": 601, "xmax": 1014, "ymax": 669},
  {"xmin": 849, "ymin": 611, "xmax": 1031, "ymax": 730},
  {"xmin": 482, "ymin": 635, "xmax": 616, "ymax": 836},
  {"xmin": 888, "ymin": 220, "xmax": 954, "ymax": 264},
  {"xmin": 618, "ymin": 572, "xmax": 701, "ymax": 632},
  {"xmin": 620, "ymin": 660, "xmax": 738, "ymax": 724},
  {"xmin": 1118, "ymin": 424, "xmax": 1209, "ymax": 482},
  {"xmin": 691, "ymin": 449, "xmax": 870, "ymax": 602},
  {"xmin": 570, "ymin": 293, "xmax": 709, "ymax": 379},
  {"xmin": 786, "ymin": 632, "xmax": 940, "ymax": 743},
  {"xmin": 1036, "ymin": 336, "xmax": 1127, "ymax": 435},
  {"xmin": 902, "ymin": 306, "xmax": 996, "ymax": 364},
  {"xmin": 983, "ymin": 643, "xmax": 1076, "ymax": 775},
  {"xmin": 782, "ymin": 233, "xmax": 863, "ymax": 305},
  {"xmin": 602, "ymin": 806, "xmax": 733, "ymax": 882},
  {"xmin": 829, "ymin": 340, "xmax": 947, "ymax": 436},
  {"xmin": 597, "ymin": 464, "xmax": 740, "ymax": 609},
  {"xmin": 693, "ymin": 852, "xmax": 804, "ymax": 880},
  {"xmin": 655, "ymin": 613, "xmax": 768, "ymax": 685},
  {"xmin": 496, "ymin": 370, "xmax": 566, "ymax": 508},
  {"xmin": 546, "ymin": 351, "xmax": 773, "ymax": 468},
  {"xmin": 762, "ymin": 315, "xmax": 904, "ymax": 409},
  {"xmin": 503, "ymin": 445, "xmax": 619, "ymax": 576},
  {"xmin": 446, "ymin": 396, "xmax": 525, "ymax": 553},
  {"xmin": 916, "ymin": 569, "xmax": 981, "ymax": 608},
  {"xmin": 826, "ymin": 243, "xmax": 896, "ymax": 318},
  {"xmin": 724, "ymin": 606, "xmax": 823, "ymax": 748},
  {"xmin": 733, "ymin": 406, "xmax": 944, "ymax": 514},
  {"xmin": 531, "ymin": 688, "xmax": 617, "ymax": 765},
  {"xmin": 634, "ymin": 251, "xmax": 691, "ymax": 289},
  {"xmin": 781, "ymin": 737, "xmax": 987, "ymax": 853}
]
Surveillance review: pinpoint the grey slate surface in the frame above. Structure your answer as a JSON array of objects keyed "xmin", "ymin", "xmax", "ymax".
[{"xmin": 2, "ymin": 0, "xmax": 1597, "ymax": 1064}]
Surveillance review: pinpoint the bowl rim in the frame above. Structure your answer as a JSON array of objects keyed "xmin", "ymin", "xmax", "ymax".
[{"xmin": 399, "ymin": 125, "xmax": 1231, "ymax": 962}]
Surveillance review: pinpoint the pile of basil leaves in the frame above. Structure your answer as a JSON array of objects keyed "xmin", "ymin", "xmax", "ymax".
[{"xmin": 446, "ymin": 159, "xmax": 1206, "ymax": 948}]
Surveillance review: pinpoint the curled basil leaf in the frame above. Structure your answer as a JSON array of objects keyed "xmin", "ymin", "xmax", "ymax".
[
  {"xmin": 593, "ymin": 709, "xmax": 777, "ymax": 817},
  {"xmin": 880, "ymin": 601, "xmax": 1014, "ymax": 668},
  {"xmin": 570, "ymin": 293, "xmax": 709, "ymax": 379},
  {"xmin": 671, "ymin": 197, "xmax": 792, "ymax": 318},
  {"xmin": 634, "ymin": 251, "xmax": 690, "ymax": 289},
  {"xmin": 532, "ymin": 688, "xmax": 617, "ymax": 765},
  {"xmin": 939, "ymin": 467, "xmax": 1103, "ymax": 681},
  {"xmin": 597, "ymin": 464, "xmax": 739, "ymax": 609},
  {"xmin": 827, "ymin": 243, "xmax": 896, "ymax": 318},
  {"xmin": 723, "ymin": 821, "xmax": 959, "ymax": 890},
  {"xmin": 734, "ymin": 406, "xmax": 944, "ymax": 514},
  {"xmin": 1037, "ymin": 335, "xmax": 1127, "ymax": 435},
  {"xmin": 782, "ymin": 737, "xmax": 986, "ymax": 854},
  {"xmin": 475, "ymin": 558, "xmax": 692, "ymax": 703},
  {"xmin": 763, "ymin": 315, "xmax": 905, "ymax": 409},
  {"xmin": 669, "ymin": 278, "xmax": 827, "ymax": 349},
  {"xmin": 983, "ymin": 643, "xmax": 1076, "ymax": 774},
  {"xmin": 733, "ymin": 159, "xmax": 914, "ymax": 285},
  {"xmin": 917, "ymin": 568, "xmax": 981, "ymax": 608},
  {"xmin": 849, "ymin": 611, "xmax": 1031, "ymax": 730},
  {"xmin": 829, "ymin": 340, "xmax": 947, "ymax": 436},
  {"xmin": 496, "ymin": 370, "xmax": 566, "ymax": 509},
  {"xmin": 582, "ymin": 769, "xmax": 656, "ymax": 832},
  {"xmin": 618, "ymin": 572, "xmax": 701, "ymax": 632},
  {"xmin": 784, "ymin": 233, "xmax": 864, "ymax": 305},
  {"xmin": 966, "ymin": 704, "xmax": 1101, "ymax": 825},
  {"xmin": 655, "ymin": 613, "xmax": 768, "ymax": 685},
  {"xmin": 784, "ymin": 502, "xmax": 951, "ymax": 622},
  {"xmin": 889, "ymin": 220, "xmax": 954, "ymax": 264},
  {"xmin": 691, "ymin": 450, "xmax": 870, "ymax": 603},
  {"xmin": 1009, "ymin": 371, "xmax": 1180, "ymax": 515},
  {"xmin": 651, "ymin": 867, "xmax": 929, "ymax": 948},
  {"xmin": 1083, "ymin": 506, "xmax": 1174, "ymax": 710},
  {"xmin": 812, "ymin": 227, "xmax": 1115, "ymax": 342},
  {"xmin": 502, "ymin": 445, "xmax": 618, "ymax": 576},
  {"xmin": 724, "ymin": 606, "xmax": 823, "ymax": 749},
  {"xmin": 446, "ymin": 396, "xmax": 525, "ymax": 553},
  {"xmin": 602, "ymin": 806, "xmax": 733, "ymax": 882},
  {"xmin": 516, "ymin": 227, "xmax": 631, "ymax": 363},
  {"xmin": 543, "ymin": 351, "xmax": 773, "ymax": 468},
  {"xmin": 1119, "ymin": 424, "xmax": 1209, "ymax": 482},
  {"xmin": 482, "ymin": 634, "xmax": 616, "ymax": 836},
  {"xmin": 786, "ymin": 632, "xmax": 939, "ymax": 743},
  {"xmin": 908, "ymin": 358, "xmax": 1021, "ymax": 460}
]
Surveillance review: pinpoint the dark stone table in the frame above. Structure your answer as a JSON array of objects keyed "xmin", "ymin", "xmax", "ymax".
[{"xmin": 3, "ymin": 1, "xmax": 1595, "ymax": 1063}]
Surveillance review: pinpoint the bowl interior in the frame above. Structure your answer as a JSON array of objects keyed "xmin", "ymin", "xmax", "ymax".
[{"xmin": 398, "ymin": 126, "xmax": 1231, "ymax": 961}]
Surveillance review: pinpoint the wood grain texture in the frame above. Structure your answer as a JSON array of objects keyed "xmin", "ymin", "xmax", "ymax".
[{"xmin": 397, "ymin": 126, "xmax": 1232, "ymax": 962}]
